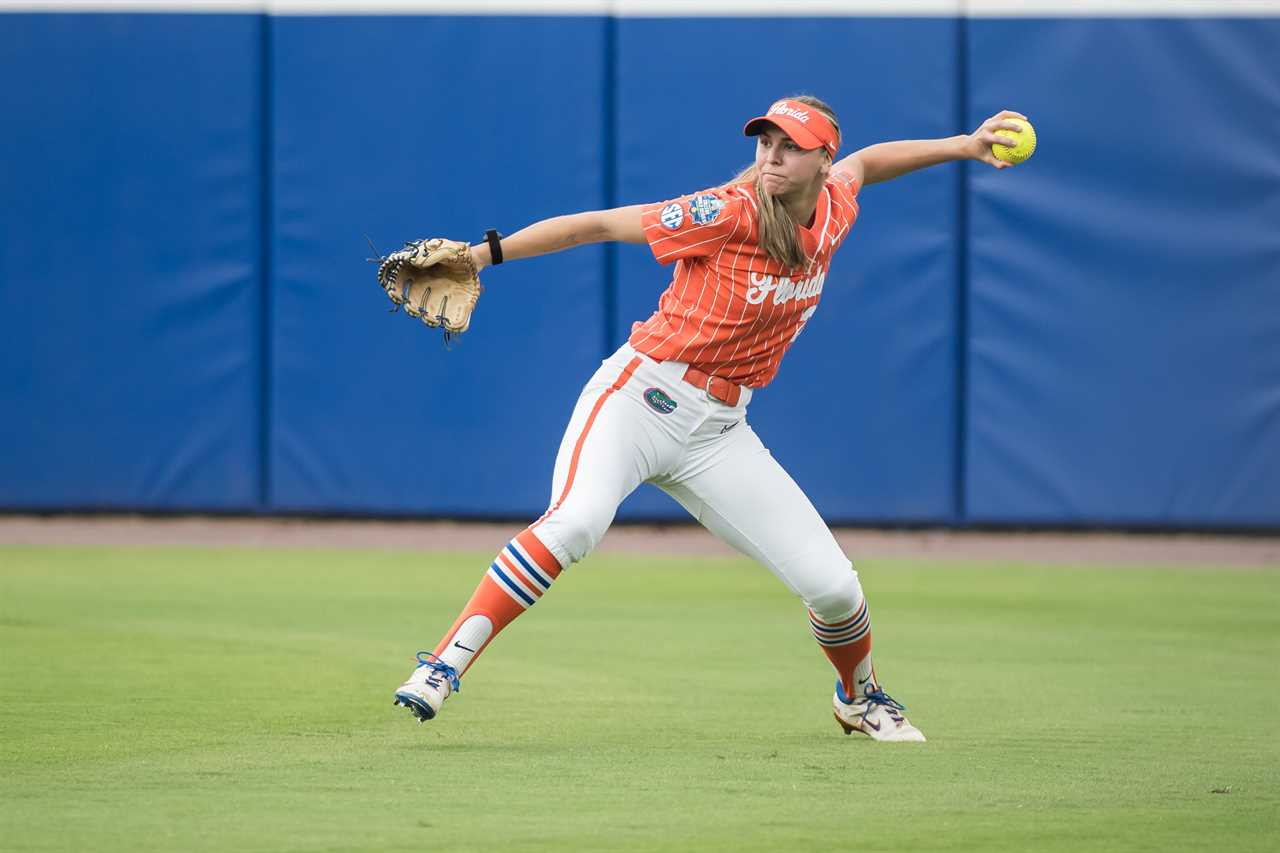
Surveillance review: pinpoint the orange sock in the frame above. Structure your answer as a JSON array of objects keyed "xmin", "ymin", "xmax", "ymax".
[
  {"xmin": 810, "ymin": 601, "xmax": 876, "ymax": 699},
  {"xmin": 431, "ymin": 528, "xmax": 564, "ymax": 676}
]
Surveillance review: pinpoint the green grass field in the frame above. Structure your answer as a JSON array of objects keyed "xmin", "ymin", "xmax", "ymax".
[{"xmin": 2, "ymin": 545, "xmax": 1277, "ymax": 852}]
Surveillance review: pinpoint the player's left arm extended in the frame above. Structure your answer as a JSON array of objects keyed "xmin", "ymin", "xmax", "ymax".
[
  {"xmin": 470, "ymin": 206, "xmax": 646, "ymax": 272},
  {"xmin": 836, "ymin": 110, "xmax": 1025, "ymax": 186}
]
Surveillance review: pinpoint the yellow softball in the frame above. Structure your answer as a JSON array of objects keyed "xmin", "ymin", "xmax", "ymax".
[{"xmin": 992, "ymin": 117, "xmax": 1037, "ymax": 164}]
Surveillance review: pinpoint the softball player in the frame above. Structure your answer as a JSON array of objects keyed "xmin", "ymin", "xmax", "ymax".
[{"xmin": 394, "ymin": 96, "xmax": 1026, "ymax": 741}]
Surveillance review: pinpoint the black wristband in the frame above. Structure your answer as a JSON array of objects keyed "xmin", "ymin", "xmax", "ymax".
[{"xmin": 484, "ymin": 228, "xmax": 504, "ymax": 265}]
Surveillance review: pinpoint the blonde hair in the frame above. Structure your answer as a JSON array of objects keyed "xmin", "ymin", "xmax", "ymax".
[{"xmin": 730, "ymin": 94, "xmax": 841, "ymax": 270}]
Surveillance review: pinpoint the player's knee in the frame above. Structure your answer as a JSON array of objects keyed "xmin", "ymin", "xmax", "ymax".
[
  {"xmin": 534, "ymin": 502, "xmax": 616, "ymax": 565},
  {"xmin": 804, "ymin": 561, "xmax": 864, "ymax": 623}
]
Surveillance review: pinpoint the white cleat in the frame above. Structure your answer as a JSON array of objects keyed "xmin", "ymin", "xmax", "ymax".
[
  {"xmin": 832, "ymin": 680, "xmax": 926, "ymax": 742},
  {"xmin": 393, "ymin": 652, "xmax": 459, "ymax": 723}
]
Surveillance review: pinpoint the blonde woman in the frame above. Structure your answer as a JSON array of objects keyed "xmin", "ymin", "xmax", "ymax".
[{"xmin": 394, "ymin": 95, "xmax": 1026, "ymax": 741}]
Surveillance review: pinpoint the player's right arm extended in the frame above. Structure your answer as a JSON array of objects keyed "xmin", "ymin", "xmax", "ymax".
[{"xmin": 470, "ymin": 206, "xmax": 645, "ymax": 271}]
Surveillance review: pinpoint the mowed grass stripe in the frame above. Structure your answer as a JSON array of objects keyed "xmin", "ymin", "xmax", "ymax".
[{"xmin": 1, "ymin": 546, "xmax": 1277, "ymax": 852}]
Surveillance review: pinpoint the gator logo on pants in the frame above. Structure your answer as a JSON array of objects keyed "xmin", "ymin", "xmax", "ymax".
[{"xmin": 643, "ymin": 387, "xmax": 678, "ymax": 415}]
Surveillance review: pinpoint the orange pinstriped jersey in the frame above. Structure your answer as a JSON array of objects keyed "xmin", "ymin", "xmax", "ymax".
[{"xmin": 629, "ymin": 170, "xmax": 860, "ymax": 388}]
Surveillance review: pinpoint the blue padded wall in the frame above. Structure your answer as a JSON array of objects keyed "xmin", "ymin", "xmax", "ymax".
[
  {"xmin": 0, "ymin": 14, "xmax": 264, "ymax": 510},
  {"xmin": 965, "ymin": 18, "xmax": 1280, "ymax": 527},
  {"xmin": 269, "ymin": 16, "xmax": 609, "ymax": 516},
  {"xmin": 3, "ymin": 10, "xmax": 1276, "ymax": 529},
  {"xmin": 613, "ymin": 17, "xmax": 961, "ymax": 522}
]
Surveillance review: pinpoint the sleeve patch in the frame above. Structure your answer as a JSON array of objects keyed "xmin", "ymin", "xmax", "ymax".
[
  {"xmin": 659, "ymin": 202, "xmax": 685, "ymax": 230},
  {"xmin": 832, "ymin": 170, "xmax": 859, "ymax": 195},
  {"xmin": 688, "ymin": 193, "xmax": 724, "ymax": 226}
]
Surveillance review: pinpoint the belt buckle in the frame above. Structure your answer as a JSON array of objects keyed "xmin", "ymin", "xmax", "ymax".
[{"xmin": 703, "ymin": 374, "xmax": 717, "ymax": 402}]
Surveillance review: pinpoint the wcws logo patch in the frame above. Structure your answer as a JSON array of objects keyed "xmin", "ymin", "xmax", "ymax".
[{"xmin": 745, "ymin": 270, "xmax": 826, "ymax": 306}]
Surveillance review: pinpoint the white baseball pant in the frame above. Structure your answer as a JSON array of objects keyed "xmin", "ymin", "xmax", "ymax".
[{"xmin": 529, "ymin": 342, "xmax": 863, "ymax": 623}]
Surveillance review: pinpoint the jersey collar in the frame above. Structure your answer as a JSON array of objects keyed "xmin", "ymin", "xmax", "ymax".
[{"xmin": 797, "ymin": 184, "xmax": 833, "ymax": 263}]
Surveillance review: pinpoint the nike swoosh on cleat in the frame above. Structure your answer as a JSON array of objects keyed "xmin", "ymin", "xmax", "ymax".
[
  {"xmin": 453, "ymin": 641, "xmax": 476, "ymax": 652},
  {"xmin": 862, "ymin": 718, "xmax": 881, "ymax": 732}
]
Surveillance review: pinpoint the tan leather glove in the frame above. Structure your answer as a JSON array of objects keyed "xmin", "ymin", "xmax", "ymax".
[{"xmin": 376, "ymin": 238, "xmax": 482, "ymax": 337}]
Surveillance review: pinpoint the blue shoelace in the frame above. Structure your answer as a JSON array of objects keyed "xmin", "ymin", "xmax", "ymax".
[
  {"xmin": 863, "ymin": 688, "xmax": 906, "ymax": 712},
  {"xmin": 862, "ymin": 688, "xmax": 906, "ymax": 723},
  {"xmin": 415, "ymin": 651, "xmax": 461, "ymax": 693}
]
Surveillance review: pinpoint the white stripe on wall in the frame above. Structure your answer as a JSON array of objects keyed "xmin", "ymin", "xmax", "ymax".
[
  {"xmin": 0, "ymin": 1, "xmax": 263, "ymax": 9},
  {"xmin": 1, "ymin": 0, "xmax": 1278, "ymax": 15},
  {"xmin": 270, "ymin": 0, "xmax": 610, "ymax": 13},
  {"xmin": 966, "ymin": 0, "xmax": 1280, "ymax": 15},
  {"xmin": 0, "ymin": 1, "xmax": 956, "ymax": 13},
  {"xmin": 623, "ymin": 0, "xmax": 1280, "ymax": 15}
]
